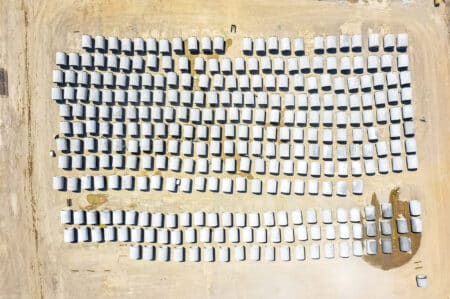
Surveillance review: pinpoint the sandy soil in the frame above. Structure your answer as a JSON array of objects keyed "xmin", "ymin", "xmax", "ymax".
[{"xmin": 1, "ymin": 0, "xmax": 449, "ymax": 298}]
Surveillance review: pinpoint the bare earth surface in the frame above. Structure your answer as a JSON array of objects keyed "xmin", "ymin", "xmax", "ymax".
[{"xmin": 1, "ymin": 0, "xmax": 449, "ymax": 298}]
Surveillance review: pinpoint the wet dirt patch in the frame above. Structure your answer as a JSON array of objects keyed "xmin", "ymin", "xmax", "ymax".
[
  {"xmin": 363, "ymin": 187, "xmax": 421, "ymax": 270},
  {"xmin": 0, "ymin": 68, "xmax": 8, "ymax": 96},
  {"xmin": 225, "ymin": 38, "xmax": 232, "ymax": 50},
  {"xmin": 84, "ymin": 194, "xmax": 108, "ymax": 210}
]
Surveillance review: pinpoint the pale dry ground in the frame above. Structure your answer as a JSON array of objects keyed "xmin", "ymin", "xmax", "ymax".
[{"xmin": 0, "ymin": 0, "xmax": 450, "ymax": 298}]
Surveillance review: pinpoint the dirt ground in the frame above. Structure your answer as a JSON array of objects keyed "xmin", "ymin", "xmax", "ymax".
[{"xmin": 1, "ymin": 0, "xmax": 449, "ymax": 298}]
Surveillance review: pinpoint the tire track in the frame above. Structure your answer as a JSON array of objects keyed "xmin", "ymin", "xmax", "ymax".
[{"xmin": 21, "ymin": 1, "xmax": 44, "ymax": 298}]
